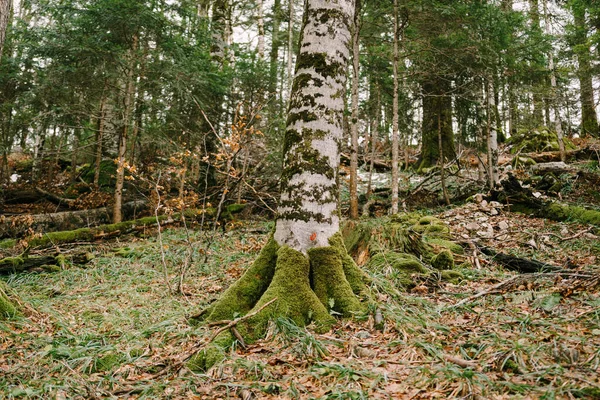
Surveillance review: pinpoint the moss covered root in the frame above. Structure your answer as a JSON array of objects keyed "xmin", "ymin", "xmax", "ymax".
[
  {"xmin": 205, "ymin": 237, "xmax": 279, "ymax": 321},
  {"xmin": 238, "ymin": 246, "xmax": 336, "ymax": 341},
  {"xmin": 309, "ymin": 246, "xmax": 363, "ymax": 317},
  {"xmin": 328, "ymin": 233, "xmax": 368, "ymax": 295},
  {"xmin": 0, "ymin": 281, "xmax": 18, "ymax": 320}
]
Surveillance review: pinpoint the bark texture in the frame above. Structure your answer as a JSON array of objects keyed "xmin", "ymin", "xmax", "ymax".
[
  {"xmin": 275, "ymin": 0, "xmax": 354, "ymax": 252},
  {"xmin": 419, "ymin": 78, "xmax": 455, "ymax": 169},
  {"xmin": 572, "ymin": 5, "xmax": 599, "ymax": 137},
  {"xmin": 0, "ymin": 0, "xmax": 11, "ymax": 61},
  {"xmin": 196, "ymin": 0, "xmax": 366, "ymax": 370}
]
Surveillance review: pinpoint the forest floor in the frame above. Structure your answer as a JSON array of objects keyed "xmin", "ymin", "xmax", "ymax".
[{"xmin": 2, "ymin": 162, "xmax": 600, "ymax": 399}]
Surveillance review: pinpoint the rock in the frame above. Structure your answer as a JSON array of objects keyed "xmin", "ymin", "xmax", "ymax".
[
  {"xmin": 498, "ymin": 221, "xmax": 509, "ymax": 230},
  {"xmin": 481, "ymin": 200, "xmax": 488, "ymax": 207},
  {"xmin": 474, "ymin": 194, "xmax": 484, "ymax": 203},
  {"xmin": 490, "ymin": 208, "xmax": 499, "ymax": 216},
  {"xmin": 355, "ymin": 330, "xmax": 371, "ymax": 339},
  {"xmin": 466, "ymin": 222, "xmax": 480, "ymax": 232},
  {"xmin": 490, "ymin": 201, "xmax": 502, "ymax": 208}
]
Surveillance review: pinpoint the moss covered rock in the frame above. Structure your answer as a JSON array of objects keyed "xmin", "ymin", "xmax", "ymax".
[
  {"xmin": 368, "ymin": 252, "xmax": 429, "ymax": 289},
  {"xmin": 0, "ymin": 281, "xmax": 18, "ymax": 320},
  {"xmin": 431, "ymin": 250, "xmax": 455, "ymax": 270}
]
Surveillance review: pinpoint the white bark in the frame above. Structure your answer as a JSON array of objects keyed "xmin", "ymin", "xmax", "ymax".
[
  {"xmin": 0, "ymin": 0, "xmax": 11, "ymax": 62},
  {"xmin": 349, "ymin": 0, "xmax": 360, "ymax": 220},
  {"xmin": 391, "ymin": 0, "xmax": 400, "ymax": 214},
  {"xmin": 257, "ymin": 0, "xmax": 265, "ymax": 59},
  {"xmin": 486, "ymin": 78, "xmax": 499, "ymax": 188},
  {"xmin": 274, "ymin": 0, "xmax": 354, "ymax": 253}
]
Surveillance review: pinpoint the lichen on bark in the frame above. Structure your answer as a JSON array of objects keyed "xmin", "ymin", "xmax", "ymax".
[{"xmin": 194, "ymin": 0, "xmax": 364, "ymax": 372}]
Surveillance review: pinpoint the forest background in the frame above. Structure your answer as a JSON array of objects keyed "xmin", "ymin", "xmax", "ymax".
[{"xmin": 2, "ymin": 0, "xmax": 600, "ymax": 398}]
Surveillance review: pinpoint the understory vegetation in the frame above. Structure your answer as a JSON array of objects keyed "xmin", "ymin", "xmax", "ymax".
[{"xmin": 2, "ymin": 192, "xmax": 600, "ymax": 398}]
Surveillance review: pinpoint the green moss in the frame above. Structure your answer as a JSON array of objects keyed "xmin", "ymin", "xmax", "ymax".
[
  {"xmin": 440, "ymin": 270, "xmax": 463, "ymax": 283},
  {"xmin": 342, "ymin": 221, "xmax": 372, "ymax": 256},
  {"xmin": 187, "ymin": 337, "xmax": 229, "ymax": 373},
  {"xmin": 91, "ymin": 352, "xmax": 123, "ymax": 373},
  {"xmin": 544, "ymin": 203, "xmax": 600, "ymax": 226},
  {"xmin": 423, "ymin": 237, "xmax": 464, "ymax": 254},
  {"xmin": 0, "ymin": 281, "xmax": 18, "ymax": 320},
  {"xmin": 431, "ymin": 250, "xmax": 454, "ymax": 270},
  {"xmin": 368, "ymin": 252, "xmax": 429, "ymax": 289},
  {"xmin": 0, "ymin": 256, "xmax": 25, "ymax": 269},
  {"xmin": 0, "ymin": 239, "xmax": 17, "ymax": 249},
  {"xmin": 238, "ymin": 246, "xmax": 336, "ymax": 341},
  {"xmin": 328, "ymin": 233, "xmax": 368, "ymax": 295},
  {"xmin": 206, "ymin": 237, "xmax": 279, "ymax": 322},
  {"xmin": 309, "ymin": 246, "xmax": 363, "ymax": 316},
  {"xmin": 418, "ymin": 216, "xmax": 440, "ymax": 225}
]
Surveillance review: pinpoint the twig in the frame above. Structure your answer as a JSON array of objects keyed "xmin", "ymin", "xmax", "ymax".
[
  {"xmin": 449, "ymin": 272, "xmax": 595, "ymax": 308},
  {"xmin": 546, "ymin": 227, "xmax": 593, "ymax": 241},
  {"xmin": 133, "ymin": 297, "xmax": 279, "ymax": 383},
  {"xmin": 443, "ymin": 354, "xmax": 479, "ymax": 369}
]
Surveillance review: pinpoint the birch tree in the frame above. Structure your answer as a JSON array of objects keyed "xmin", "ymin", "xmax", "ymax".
[
  {"xmin": 195, "ymin": 0, "xmax": 366, "ymax": 371},
  {"xmin": 0, "ymin": 0, "xmax": 11, "ymax": 61}
]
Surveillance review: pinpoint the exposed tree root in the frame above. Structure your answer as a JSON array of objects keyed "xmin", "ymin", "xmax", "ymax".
[{"xmin": 192, "ymin": 232, "xmax": 368, "ymax": 372}]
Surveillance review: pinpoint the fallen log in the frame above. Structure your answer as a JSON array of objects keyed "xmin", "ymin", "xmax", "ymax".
[
  {"xmin": 523, "ymin": 147, "xmax": 599, "ymax": 163},
  {"xmin": 0, "ymin": 204, "xmax": 245, "ymax": 251},
  {"xmin": 479, "ymin": 246, "xmax": 560, "ymax": 273},
  {"xmin": 0, "ymin": 252, "xmax": 94, "ymax": 274},
  {"xmin": 0, "ymin": 200, "xmax": 148, "ymax": 239},
  {"xmin": 35, "ymin": 187, "xmax": 77, "ymax": 207},
  {"xmin": 491, "ymin": 174, "xmax": 600, "ymax": 227},
  {"xmin": 530, "ymin": 162, "xmax": 575, "ymax": 175}
]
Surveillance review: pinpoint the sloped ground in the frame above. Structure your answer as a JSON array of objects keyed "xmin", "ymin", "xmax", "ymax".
[{"xmin": 1, "ymin": 204, "xmax": 599, "ymax": 399}]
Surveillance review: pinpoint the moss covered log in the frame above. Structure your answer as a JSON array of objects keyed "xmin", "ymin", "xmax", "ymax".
[
  {"xmin": 0, "ymin": 252, "xmax": 94, "ymax": 274},
  {"xmin": 0, "ymin": 205, "xmax": 245, "ymax": 250},
  {"xmin": 494, "ymin": 174, "xmax": 600, "ymax": 227},
  {"xmin": 0, "ymin": 281, "xmax": 18, "ymax": 320}
]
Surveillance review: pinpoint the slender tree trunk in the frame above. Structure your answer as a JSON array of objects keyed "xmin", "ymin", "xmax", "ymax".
[
  {"xmin": 366, "ymin": 83, "xmax": 379, "ymax": 196},
  {"xmin": 0, "ymin": 0, "xmax": 11, "ymax": 62},
  {"xmin": 114, "ymin": 35, "xmax": 138, "ymax": 224},
  {"xmin": 419, "ymin": 78, "xmax": 455, "ymax": 169},
  {"xmin": 269, "ymin": 0, "xmax": 282, "ymax": 94},
  {"xmin": 486, "ymin": 78, "xmax": 499, "ymax": 188},
  {"xmin": 572, "ymin": 4, "xmax": 599, "ymax": 137},
  {"xmin": 94, "ymin": 81, "xmax": 108, "ymax": 187},
  {"xmin": 349, "ymin": 0, "xmax": 360, "ymax": 220},
  {"xmin": 544, "ymin": 0, "xmax": 566, "ymax": 161},
  {"xmin": 257, "ymin": 0, "xmax": 265, "ymax": 59},
  {"xmin": 287, "ymin": 0, "xmax": 294, "ymax": 94},
  {"xmin": 529, "ymin": 0, "xmax": 544, "ymax": 126},
  {"xmin": 438, "ymin": 113, "xmax": 450, "ymax": 205},
  {"xmin": 391, "ymin": 0, "xmax": 400, "ymax": 214}
]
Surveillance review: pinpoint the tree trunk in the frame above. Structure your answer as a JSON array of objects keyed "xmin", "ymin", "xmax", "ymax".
[
  {"xmin": 287, "ymin": 0, "xmax": 294, "ymax": 93},
  {"xmin": 391, "ymin": 0, "xmax": 400, "ymax": 214},
  {"xmin": 544, "ymin": 0, "xmax": 566, "ymax": 161},
  {"xmin": 487, "ymin": 78, "xmax": 499, "ymax": 188},
  {"xmin": 529, "ymin": 0, "xmax": 544, "ymax": 126},
  {"xmin": 197, "ymin": 0, "xmax": 366, "ymax": 368},
  {"xmin": 269, "ymin": 0, "xmax": 282, "ymax": 94},
  {"xmin": 572, "ymin": 4, "xmax": 599, "ymax": 137},
  {"xmin": 0, "ymin": 0, "xmax": 11, "ymax": 62},
  {"xmin": 94, "ymin": 80, "xmax": 108, "ymax": 187},
  {"xmin": 113, "ymin": 35, "xmax": 138, "ymax": 224},
  {"xmin": 349, "ymin": 0, "xmax": 361, "ymax": 220},
  {"xmin": 256, "ymin": 0, "xmax": 265, "ymax": 59},
  {"xmin": 419, "ymin": 78, "xmax": 455, "ymax": 169}
]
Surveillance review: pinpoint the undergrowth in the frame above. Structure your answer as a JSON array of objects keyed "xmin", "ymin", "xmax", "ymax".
[{"xmin": 1, "ymin": 212, "xmax": 599, "ymax": 399}]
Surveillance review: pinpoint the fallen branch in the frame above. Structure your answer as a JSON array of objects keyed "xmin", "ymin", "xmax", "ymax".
[
  {"xmin": 35, "ymin": 187, "xmax": 77, "ymax": 207},
  {"xmin": 450, "ymin": 271, "xmax": 594, "ymax": 308},
  {"xmin": 479, "ymin": 246, "xmax": 560, "ymax": 273}
]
